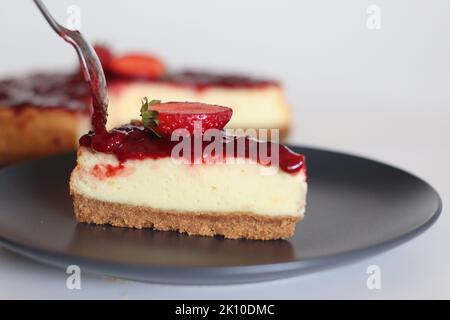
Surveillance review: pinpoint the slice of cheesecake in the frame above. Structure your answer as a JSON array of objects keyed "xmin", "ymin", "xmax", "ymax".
[{"xmin": 70, "ymin": 102, "xmax": 306, "ymax": 240}]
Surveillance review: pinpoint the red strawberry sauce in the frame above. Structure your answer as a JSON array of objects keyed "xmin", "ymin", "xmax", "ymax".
[
  {"xmin": 79, "ymin": 125, "xmax": 305, "ymax": 175},
  {"xmin": 92, "ymin": 163, "xmax": 126, "ymax": 180},
  {"xmin": 0, "ymin": 73, "xmax": 90, "ymax": 113}
]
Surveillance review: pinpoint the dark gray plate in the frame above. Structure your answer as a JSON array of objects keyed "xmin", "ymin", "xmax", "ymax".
[{"xmin": 0, "ymin": 147, "xmax": 442, "ymax": 284}]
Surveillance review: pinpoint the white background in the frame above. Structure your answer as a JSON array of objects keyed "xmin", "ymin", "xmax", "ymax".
[{"xmin": 0, "ymin": 0, "xmax": 449, "ymax": 299}]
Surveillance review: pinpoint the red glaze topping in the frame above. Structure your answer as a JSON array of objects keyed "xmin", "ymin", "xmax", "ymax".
[
  {"xmin": 105, "ymin": 70, "xmax": 279, "ymax": 90},
  {"xmin": 0, "ymin": 73, "xmax": 90, "ymax": 112},
  {"xmin": 159, "ymin": 71, "xmax": 278, "ymax": 90},
  {"xmin": 79, "ymin": 125, "xmax": 306, "ymax": 175}
]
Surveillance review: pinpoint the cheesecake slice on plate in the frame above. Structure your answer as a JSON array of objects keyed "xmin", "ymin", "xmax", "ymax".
[{"xmin": 70, "ymin": 100, "xmax": 307, "ymax": 240}]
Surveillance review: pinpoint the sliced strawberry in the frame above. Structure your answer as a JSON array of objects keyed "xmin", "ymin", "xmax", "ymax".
[
  {"xmin": 140, "ymin": 98, "xmax": 233, "ymax": 138},
  {"xmin": 93, "ymin": 44, "xmax": 114, "ymax": 69},
  {"xmin": 108, "ymin": 54, "xmax": 165, "ymax": 79}
]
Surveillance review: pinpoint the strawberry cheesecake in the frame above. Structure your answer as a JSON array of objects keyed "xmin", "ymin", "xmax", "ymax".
[
  {"xmin": 0, "ymin": 46, "xmax": 291, "ymax": 166},
  {"xmin": 70, "ymin": 100, "xmax": 307, "ymax": 240}
]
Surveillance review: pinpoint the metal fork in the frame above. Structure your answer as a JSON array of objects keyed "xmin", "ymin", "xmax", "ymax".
[{"xmin": 33, "ymin": 0, "xmax": 108, "ymax": 116}]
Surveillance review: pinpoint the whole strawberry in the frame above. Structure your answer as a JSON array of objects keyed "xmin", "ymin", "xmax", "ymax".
[
  {"xmin": 93, "ymin": 44, "xmax": 113, "ymax": 69},
  {"xmin": 109, "ymin": 54, "xmax": 165, "ymax": 79}
]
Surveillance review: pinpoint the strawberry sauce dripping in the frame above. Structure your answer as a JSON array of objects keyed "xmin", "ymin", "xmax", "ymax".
[{"xmin": 90, "ymin": 94, "xmax": 107, "ymax": 133}]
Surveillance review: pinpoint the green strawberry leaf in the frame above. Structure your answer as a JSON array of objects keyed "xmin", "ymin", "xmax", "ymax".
[{"xmin": 140, "ymin": 97, "xmax": 161, "ymax": 137}]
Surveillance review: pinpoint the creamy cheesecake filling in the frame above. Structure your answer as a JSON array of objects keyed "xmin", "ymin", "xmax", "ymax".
[
  {"xmin": 71, "ymin": 147, "xmax": 307, "ymax": 217},
  {"xmin": 105, "ymin": 83, "xmax": 290, "ymax": 130}
]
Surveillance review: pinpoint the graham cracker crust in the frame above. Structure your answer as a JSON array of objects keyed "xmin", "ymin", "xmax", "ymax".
[{"xmin": 72, "ymin": 193, "xmax": 301, "ymax": 240}]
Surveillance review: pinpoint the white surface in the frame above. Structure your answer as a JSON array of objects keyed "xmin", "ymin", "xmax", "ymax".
[{"xmin": 0, "ymin": 0, "xmax": 449, "ymax": 299}]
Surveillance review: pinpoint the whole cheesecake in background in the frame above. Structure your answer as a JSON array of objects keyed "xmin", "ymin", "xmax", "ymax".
[
  {"xmin": 70, "ymin": 101, "xmax": 306, "ymax": 240},
  {"xmin": 0, "ymin": 45, "xmax": 291, "ymax": 166},
  {"xmin": 104, "ymin": 71, "xmax": 290, "ymax": 135}
]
